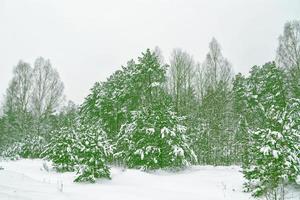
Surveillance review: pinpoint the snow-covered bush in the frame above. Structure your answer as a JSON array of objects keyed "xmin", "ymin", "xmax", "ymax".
[
  {"xmin": 115, "ymin": 107, "xmax": 197, "ymax": 170},
  {"xmin": 1, "ymin": 142, "xmax": 24, "ymax": 160},
  {"xmin": 74, "ymin": 124, "xmax": 112, "ymax": 182},
  {"xmin": 244, "ymin": 125, "xmax": 300, "ymax": 197},
  {"xmin": 42, "ymin": 123, "xmax": 112, "ymax": 182},
  {"xmin": 20, "ymin": 135, "xmax": 46, "ymax": 158},
  {"xmin": 1, "ymin": 135, "xmax": 46, "ymax": 160}
]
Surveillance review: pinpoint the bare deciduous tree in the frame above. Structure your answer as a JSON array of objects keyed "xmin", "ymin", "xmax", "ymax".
[
  {"xmin": 31, "ymin": 57, "xmax": 64, "ymax": 135},
  {"xmin": 2, "ymin": 61, "xmax": 33, "ymax": 141},
  {"xmin": 31, "ymin": 57, "xmax": 64, "ymax": 118},
  {"xmin": 168, "ymin": 48, "xmax": 196, "ymax": 114},
  {"xmin": 202, "ymin": 37, "xmax": 233, "ymax": 94},
  {"xmin": 153, "ymin": 46, "xmax": 165, "ymax": 65},
  {"xmin": 4, "ymin": 61, "xmax": 33, "ymax": 114},
  {"xmin": 276, "ymin": 20, "xmax": 300, "ymax": 97},
  {"xmin": 194, "ymin": 62, "xmax": 205, "ymax": 102},
  {"xmin": 194, "ymin": 38, "xmax": 234, "ymax": 165},
  {"xmin": 276, "ymin": 20, "xmax": 300, "ymax": 70}
]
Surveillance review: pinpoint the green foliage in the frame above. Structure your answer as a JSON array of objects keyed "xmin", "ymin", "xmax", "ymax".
[
  {"xmin": 81, "ymin": 49, "xmax": 168, "ymax": 141},
  {"xmin": 116, "ymin": 106, "xmax": 197, "ymax": 170},
  {"xmin": 42, "ymin": 127, "xmax": 79, "ymax": 172},
  {"xmin": 74, "ymin": 124, "xmax": 112, "ymax": 182},
  {"xmin": 244, "ymin": 101, "xmax": 300, "ymax": 196},
  {"xmin": 232, "ymin": 73, "xmax": 249, "ymax": 165},
  {"xmin": 197, "ymin": 86, "xmax": 234, "ymax": 165},
  {"xmin": 80, "ymin": 49, "xmax": 197, "ymax": 170},
  {"xmin": 42, "ymin": 122, "xmax": 112, "ymax": 182},
  {"xmin": 239, "ymin": 62, "xmax": 300, "ymax": 197}
]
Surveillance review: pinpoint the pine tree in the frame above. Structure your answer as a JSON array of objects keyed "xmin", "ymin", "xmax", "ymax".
[
  {"xmin": 114, "ymin": 49, "xmax": 197, "ymax": 169},
  {"xmin": 74, "ymin": 123, "xmax": 112, "ymax": 182},
  {"xmin": 244, "ymin": 100, "xmax": 300, "ymax": 197},
  {"xmin": 232, "ymin": 73, "xmax": 249, "ymax": 165},
  {"xmin": 242, "ymin": 62, "xmax": 300, "ymax": 197},
  {"xmin": 42, "ymin": 126, "xmax": 78, "ymax": 172},
  {"xmin": 115, "ymin": 105, "xmax": 197, "ymax": 170},
  {"xmin": 42, "ymin": 122, "xmax": 112, "ymax": 182},
  {"xmin": 80, "ymin": 60, "xmax": 136, "ymax": 142},
  {"xmin": 80, "ymin": 49, "xmax": 197, "ymax": 170}
]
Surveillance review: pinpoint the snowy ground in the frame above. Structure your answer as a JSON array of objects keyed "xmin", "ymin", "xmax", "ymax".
[{"xmin": 0, "ymin": 159, "xmax": 298, "ymax": 200}]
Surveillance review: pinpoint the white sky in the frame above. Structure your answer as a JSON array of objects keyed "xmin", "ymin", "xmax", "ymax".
[{"xmin": 1, "ymin": 0, "xmax": 300, "ymax": 104}]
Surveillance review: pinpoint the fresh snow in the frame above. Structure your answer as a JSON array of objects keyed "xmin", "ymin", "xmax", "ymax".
[{"xmin": 0, "ymin": 159, "xmax": 299, "ymax": 200}]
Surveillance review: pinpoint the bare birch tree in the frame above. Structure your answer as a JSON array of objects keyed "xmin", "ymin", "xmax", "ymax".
[
  {"xmin": 194, "ymin": 38, "xmax": 234, "ymax": 165},
  {"xmin": 202, "ymin": 37, "xmax": 233, "ymax": 94},
  {"xmin": 31, "ymin": 57, "xmax": 64, "ymax": 135},
  {"xmin": 168, "ymin": 48, "xmax": 196, "ymax": 115},
  {"xmin": 2, "ymin": 61, "xmax": 33, "ymax": 142},
  {"xmin": 276, "ymin": 20, "xmax": 300, "ymax": 97}
]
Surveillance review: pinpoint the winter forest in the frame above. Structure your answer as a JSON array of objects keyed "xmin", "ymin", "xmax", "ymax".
[{"xmin": 1, "ymin": 2, "xmax": 300, "ymax": 200}]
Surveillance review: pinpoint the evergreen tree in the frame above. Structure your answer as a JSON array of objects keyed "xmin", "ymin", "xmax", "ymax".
[
  {"xmin": 114, "ymin": 49, "xmax": 196, "ymax": 169},
  {"xmin": 244, "ymin": 100, "xmax": 300, "ymax": 197},
  {"xmin": 42, "ymin": 126, "xmax": 79, "ymax": 172},
  {"xmin": 74, "ymin": 123, "xmax": 112, "ymax": 182},
  {"xmin": 242, "ymin": 62, "xmax": 300, "ymax": 197},
  {"xmin": 232, "ymin": 73, "xmax": 249, "ymax": 165},
  {"xmin": 116, "ymin": 105, "xmax": 197, "ymax": 170},
  {"xmin": 80, "ymin": 61, "xmax": 136, "ymax": 141},
  {"xmin": 80, "ymin": 49, "xmax": 196, "ymax": 170},
  {"xmin": 43, "ymin": 122, "xmax": 112, "ymax": 182}
]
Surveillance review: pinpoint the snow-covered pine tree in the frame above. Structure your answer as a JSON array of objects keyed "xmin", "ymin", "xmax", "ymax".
[
  {"xmin": 116, "ymin": 105, "xmax": 197, "ymax": 170},
  {"xmin": 245, "ymin": 100, "xmax": 300, "ymax": 197},
  {"xmin": 19, "ymin": 135, "xmax": 46, "ymax": 158},
  {"xmin": 42, "ymin": 121, "xmax": 112, "ymax": 182},
  {"xmin": 114, "ymin": 49, "xmax": 197, "ymax": 169},
  {"xmin": 242, "ymin": 62, "xmax": 300, "ymax": 197},
  {"xmin": 80, "ymin": 60, "xmax": 136, "ymax": 143},
  {"xmin": 42, "ymin": 127, "xmax": 78, "ymax": 172},
  {"xmin": 74, "ymin": 123, "xmax": 112, "ymax": 182},
  {"xmin": 232, "ymin": 73, "xmax": 250, "ymax": 166},
  {"xmin": 79, "ymin": 49, "xmax": 197, "ymax": 170}
]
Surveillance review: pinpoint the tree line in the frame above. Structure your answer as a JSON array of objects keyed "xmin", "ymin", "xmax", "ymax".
[{"xmin": 0, "ymin": 57, "xmax": 76, "ymax": 155}]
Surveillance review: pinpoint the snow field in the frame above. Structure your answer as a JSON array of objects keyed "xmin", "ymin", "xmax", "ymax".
[{"xmin": 0, "ymin": 159, "xmax": 256, "ymax": 200}]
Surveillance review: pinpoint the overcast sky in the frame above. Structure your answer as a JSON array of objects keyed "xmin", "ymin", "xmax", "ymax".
[{"xmin": 1, "ymin": 0, "xmax": 300, "ymax": 104}]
